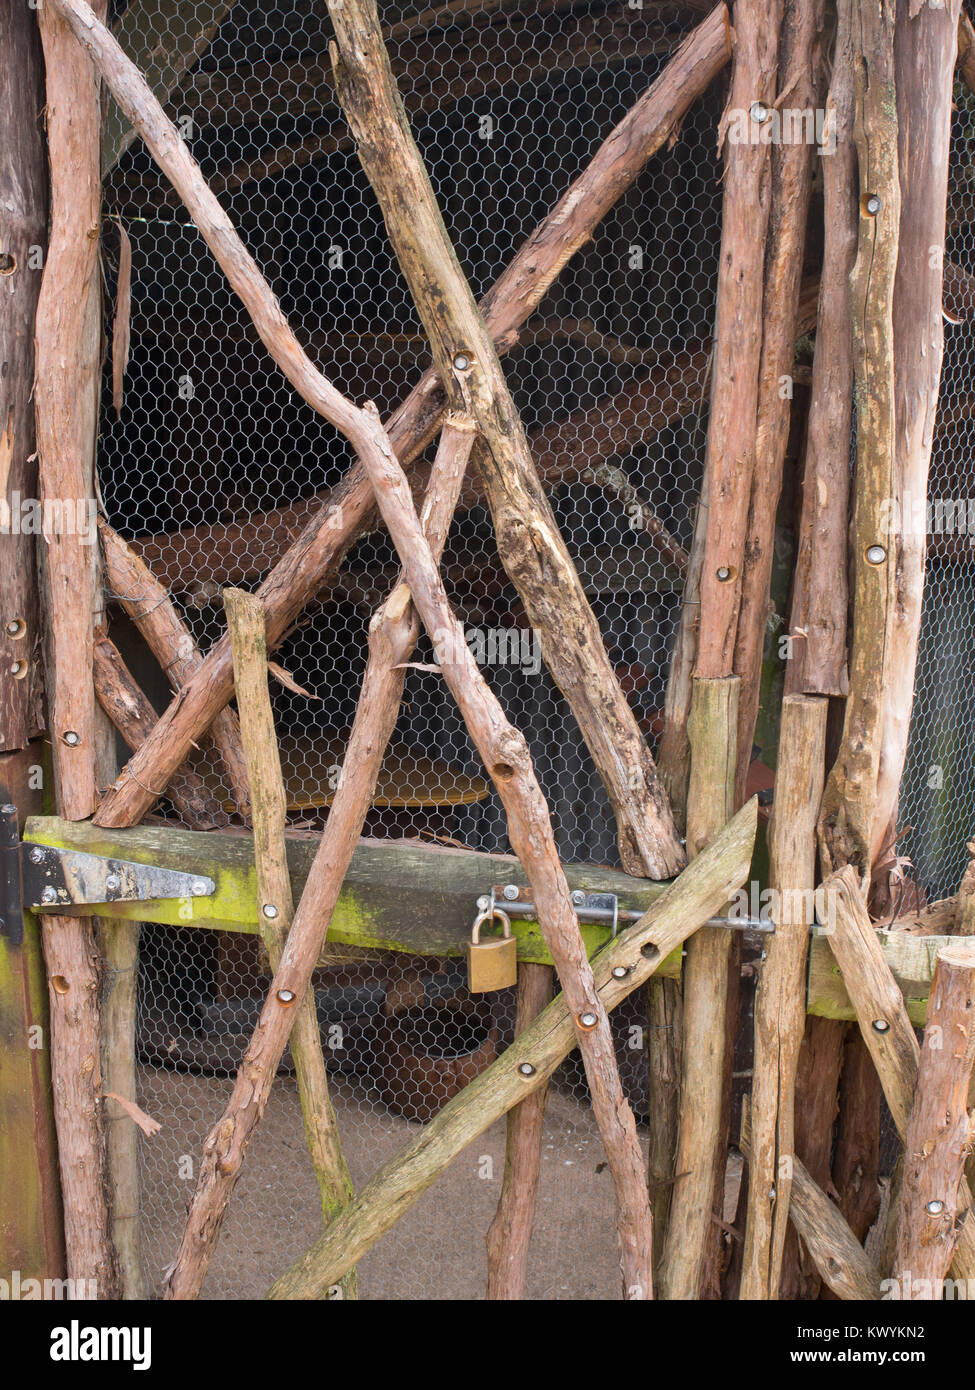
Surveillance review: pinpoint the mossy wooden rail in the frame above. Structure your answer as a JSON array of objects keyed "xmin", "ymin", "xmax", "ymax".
[{"xmin": 23, "ymin": 817, "xmax": 949, "ymax": 1021}]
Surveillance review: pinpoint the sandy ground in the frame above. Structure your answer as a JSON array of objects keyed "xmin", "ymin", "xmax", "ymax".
[{"xmin": 137, "ymin": 1064, "xmax": 633, "ymax": 1300}]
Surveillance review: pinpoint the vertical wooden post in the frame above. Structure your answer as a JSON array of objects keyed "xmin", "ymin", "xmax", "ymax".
[
  {"xmin": 485, "ymin": 963, "xmax": 554, "ymax": 1299},
  {"xmin": 891, "ymin": 944, "xmax": 975, "ymax": 1295},
  {"xmin": 224, "ymin": 586, "xmax": 357, "ymax": 1297},
  {"xmin": 98, "ymin": 917, "xmax": 144, "ymax": 1299},
  {"xmin": 34, "ymin": 0, "xmax": 107, "ymax": 820},
  {"xmin": 740, "ymin": 694, "xmax": 827, "ymax": 1298},
  {"xmin": 659, "ymin": 675, "xmax": 738, "ymax": 1299},
  {"xmin": 0, "ymin": 2, "xmax": 46, "ymax": 752},
  {"xmin": 647, "ymin": 972, "xmax": 682, "ymax": 1271}
]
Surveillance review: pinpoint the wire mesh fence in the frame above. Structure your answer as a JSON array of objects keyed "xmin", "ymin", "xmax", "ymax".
[{"xmin": 93, "ymin": 0, "xmax": 972, "ymax": 1297}]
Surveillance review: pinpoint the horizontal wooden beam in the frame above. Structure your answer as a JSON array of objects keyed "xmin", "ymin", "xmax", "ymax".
[
  {"xmin": 23, "ymin": 816, "xmax": 674, "ymax": 969},
  {"xmin": 806, "ymin": 927, "xmax": 949, "ymax": 1026}
]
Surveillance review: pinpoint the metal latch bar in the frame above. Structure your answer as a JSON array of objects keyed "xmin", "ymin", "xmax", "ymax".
[{"xmin": 484, "ymin": 882, "xmax": 774, "ymax": 934}]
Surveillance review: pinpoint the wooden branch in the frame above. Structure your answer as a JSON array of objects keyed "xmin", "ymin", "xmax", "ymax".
[
  {"xmin": 329, "ymin": 0, "xmax": 683, "ymax": 882},
  {"xmin": 88, "ymin": 1, "xmax": 731, "ymax": 830},
  {"xmin": 97, "ymin": 916, "xmax": 144, "ymax": 1298},
  {"xmin": 485, "ymin": 962, "xmax": 554, "ymax": 1299},
  {"xmin": 164, "ymin": 417, "xmax": 477, "ymax": 1300},
  {"xmin": 741, "ymin": 1114, "xmax": 881, "ymax": 1300},
  {"xmin": 872, "ymin": 0, "xmax": 962, "ymax": 867},
  {"xmin": 817, "ymin": 0, "xmax": 900, "ymax": 876},
  {"xmin": 740, "ymin": 694, "xmax": 828, "ymax": 1299},
  {"xmin": 0, "ymin": 2, "xmax": 45, "ymax": 752},
  {"xmin": 267, "ymin": 801, "xmax": 758, "ymax": 1300},
  {"xmin": 92, "ymin": 630, "xmax": 223, "ymax": 829},
  {"xmin": 40, "ymin": 914, "xmax": 118, "ymax": 1294},
  {"xmin": 824, "ymin": 866, "xmax": 975, "ymax": 1282},
  {"xmin": 694, "ymin": 0, "xmax": 780, "ymax": 680},
  {"xmin": 99, "ymin": 521, "xmax": 251, "ymax": 820},
  {"xmin": 891, "ymin": 943, "xmax": 975, "ymax": 1295},
  {"xmin": 659, "ymin": 674, "xmax": 738, "ymax": 1299},
  {"xmin": 647, "ymin": 973, "xmax": 682, "ymax": 1269},
  {"xmin": 34, "ymin": 0, "xmax": 106, "ymax": 819},
  {"xmin": 732, "ymin": 0, "xmax": 822, "ymax": 801},
  {"xmin": 224, "ymin": 586, "xmax": 357, "ymax": 1296},
  {"xmin": 786, "ymin": 0, "xmax": 856, "ymax": 699},
  {"xmin": 831, "ymin": 1031, "xmax": 882, "ymax": 1244},
  {"xmin": 102, "ymin": 0, "xmax": 238, "ymax": 174}
]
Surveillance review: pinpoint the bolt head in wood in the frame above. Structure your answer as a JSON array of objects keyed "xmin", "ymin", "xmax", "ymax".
[
  {"xmin": 452, "ymin": 352, "xmax": 471, "ymax": 371},
  {"xmin": 611, "ymin": 965, "xmax": 629, "ymax": 979},
  {"xmin": 503, "ymin": 884, "xmax": 519, "ymax": 900},
  {"xmin": 262, "ymin": 903, "xmax": 279, "ymax": 919},
  {"xmin": 517, "ymin": 1062, "xmax": 536, "ymax": 1077},
  {"xmin": 276, "ymin": 989, "xmax": 296, "ymax": 1005},
  {"xmin": 866, "ymin": 544, "xmax": 887, "ymax": 565},
  {"xmin": 62, "ymin": 730, "xmax": 80, "ymax": 746},
  {"xmin": 577, "ymin": 1011, "xmax": 598, "ymax": 1030},
  {"xmin": 864, "ymin": 193, "xmax": 882, "ymax": 215},
  {"xmin": 716, "ymin": 566, "xmax": 733, "ymax": 582},
  {"xmin": 750, "ymin": 101, "xmax": 770, "ymax": 123},
  {"xmin": 926, "ymin": 1199, "xmax": 945, "ymax": 1216},
  {"xmin": 872, "ymin": 1018, "xmax": 890, "ymax": 1033}
]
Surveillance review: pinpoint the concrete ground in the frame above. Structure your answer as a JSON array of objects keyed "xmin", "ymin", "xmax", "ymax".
[{"xmin": 137, "ymin": 1064, "xmax": 632, "ymax": 1300}]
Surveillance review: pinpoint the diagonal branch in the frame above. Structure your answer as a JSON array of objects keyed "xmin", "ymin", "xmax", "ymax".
[{"xmin": 87, "ymin": 2, "xmax": 731, "ymax": 831}]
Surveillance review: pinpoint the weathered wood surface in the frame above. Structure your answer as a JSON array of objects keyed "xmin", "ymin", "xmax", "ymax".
[
  {"xmin": 328, "ymin": 0, "xmax": 683, "ymax": 883},
  {"xmin": 485, "ymin": 962, "xmax": 553, "ymax": 1299},
  {"xmin": 97, "ymin": 915, "xmax": 143, "ymax": 1298},
  {"xmin": 23, "ymin": 814, "xmax": 671, "ymax": 959},
  {"xmin": 40, "ymin": 912, "xmax": 117, "ymax": 1295},
  {"xmin": 99, "ymin": 522, "xmax": 251, "ymax": 821},
  {"xmin": 891, "ymin": 943, "xmax": 975, "ymax": 1295},
  {"xmin": 164, "ymin": 419, "xmax": 477, "ymax": 1299},
  {"xmin": 817, "ymin": 0, "xmax": 899, "ymax": 876},
  {"xmin": 694, "ymin": 0, "xmax": 780, "ymax": 681},
  {"xmin": 34, "ymin": 0, "xmax": 107, "ymax": 819},
  {"xmin": 808, "ymin": 927, "xmax": 958, "ymax": 1026},
  {"xmin": 659, "ymin": 675, "xmax": 738, "ymax": 1299},
  {"xmin": 732, "ymin": 0, "xmax": 822, "ymax": 801},
  {"xmin": 84, "ymin": 1, "xmax": 730, "ymax": 831},
  {"xmin": 92, "ymin": 630, "xmax": 222, "ymax": 829},
  {"xmin": 786, "ymin": 0, "xmax": 856, "ymax": 699},
  {"xmin": 646, "ymin": 972, "xmax": 682, "ymax": 1270},
  {"xmin": 224, "ymin": 587, "xmax": 357, "ymax": 1296},
  {"xmin": 0, "ymin": 3, "xmax": 46, "ymax": 752},
  {"xmin": 268, "ymin": 801, "xmax": 758, "ymax": 1300},
  {"xmin": 741, "ymin": 694, "xmax": 827, "ymax": 1299},
  {"xmin": 741, "ymin": 1113, "xmax": 881, "ymax": 1301},
  {"xmin": 872, "ymin": 0, "xmax": 962, "ymax": 869},
  {"xmin": 823, "ymin": 866, "xmax": 975, "ymax": 1282}
]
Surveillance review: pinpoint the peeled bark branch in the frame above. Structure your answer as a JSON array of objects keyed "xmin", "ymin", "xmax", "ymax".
[
  {"xmin": 327, "ymin": 0, "xmax": 683, "ymax": 880},
  {"xmin": 82, "ymin": 1, "xmax": 731, "ymax": 831},
  {"xmin": 269, "ymin": 801, "xmax": 757, "ymax": 1300}
]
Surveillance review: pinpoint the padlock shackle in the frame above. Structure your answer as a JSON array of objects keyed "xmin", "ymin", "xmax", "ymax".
[{"xmin": 470, "ymin": 906, "xmax": 512, "ymax": 946}]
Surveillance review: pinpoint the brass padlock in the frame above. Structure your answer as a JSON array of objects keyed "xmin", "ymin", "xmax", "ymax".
[{"xmin": 467, "ymin": 907, "xmax": 517, "ymax": 993}]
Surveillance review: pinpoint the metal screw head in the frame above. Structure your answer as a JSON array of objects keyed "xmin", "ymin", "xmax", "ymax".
[
  {"xmin": 750, "ymin": 101, "xmax": 770, "ymax": 123},
  {"xmin": 191, "ymin": 879, "xmax": 209, "ymax": 897},
  {"xmin": 872, "ymin": 1018, "xmax": 890, "ymax": 1033},
  {"xmin": 865, "ymin": 193, "xmax": 882, "ymax": 215},
  {"xmin": 476, "ymin": 894, "xmax": 491, "ymax": 912},
  {"xmin": 105, "ymin": 874, "xmax": 121, "ymax": 892},
  {"xmin": 502, "ymin": 884, "xmax": 519, "ymax": 901},
  {"xmin": 926, "ymin": 1199, "xmax": 945, "ymax": 1216},
  {"xmin": 866, "ymin": 543, "xmax": 887, "ymax": 565},
  {"xmin": 262, "ymin": 903, "xmax": 279, "ymax": 919},
  {"xmin": 578, "ymin": 1011, "xmax": 598, "ymax": 1030},
  {"xmin": 611, "ymin": 965, "xmax": 629, "ymax": 979},
  {"xmin": 452, "ymin": 352, "xmax": 471, "ymax": 371},
  {"xmin": 62, "ymin": 730, "xmax": 80, "ymax": 747},
  {"xmin": 716, "ymin": 566, "xmax": 732, "ymax": 582},
  {"xmin": 41, "ymin": 886, "xmax": 58, "ymax": 904},
  {"xmin": 29, "ymin": 846, "xmax": 45, "ymax": 864},
  {"xmin": 276, "ymin": 989, "xmax": 296, "ymax": 1005},
  {"xmin": 6, "ymin": 618, "xmax": 25, "ymax": 638},
  {"xmin": 517, "ymin": 1062, "xmax": 535, "ymax": 1077},
  {"xmin": 570, "ymin": 889, "xmax": 586, "ymax": 906}
]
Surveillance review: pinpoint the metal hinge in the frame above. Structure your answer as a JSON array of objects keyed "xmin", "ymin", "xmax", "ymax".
[
  {"xmin": 480, "ymin": 882, "xmax": 774, "ymax": 937},
  {"xmin": 0, "ymin": 805, "xmax": 215, "ymax": 945}
]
